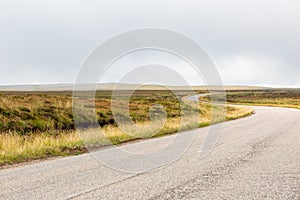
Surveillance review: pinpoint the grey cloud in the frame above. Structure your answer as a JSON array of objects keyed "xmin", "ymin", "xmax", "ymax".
[{"xmin": 0, "ymin": 0, "xmax": 299, "ymax": 87}]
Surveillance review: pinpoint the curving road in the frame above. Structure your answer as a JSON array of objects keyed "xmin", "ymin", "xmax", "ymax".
[{"xmin": 0, "ymin": 105, "xmax": 300, "ymax": 199}]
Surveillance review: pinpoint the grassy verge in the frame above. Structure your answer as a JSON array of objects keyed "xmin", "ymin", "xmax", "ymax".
[
  {"xmin": 0, "ymin": 104, "xmax": 253, "ymax": 166},
  {"xmin": 198, "ymin": 89, "xmax": 300, "ymax": 110},
  {"xmin": 0, "ymin": 90, "xmax": 255, "ymax": 166},
  {"xmin": 0, "ymin": 131, "xmax": 84, "ymax": 166},
  {"xmin": 225, "ymin": 89, "xmax": 300, "ymax": 109}
]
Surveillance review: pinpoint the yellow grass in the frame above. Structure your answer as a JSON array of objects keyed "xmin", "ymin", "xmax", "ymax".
[
  {"xmin": 0, "ymin": 131, "xmax": 83, "ymax": 165},
  {"xmin": 0, "ymin": 104, "xmax": 253, "ymax": 166}
]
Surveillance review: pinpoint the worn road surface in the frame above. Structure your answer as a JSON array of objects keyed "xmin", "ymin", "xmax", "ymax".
[{"xmin": 1, "ymin": 106, "xmax": 299, "ymax": 199}]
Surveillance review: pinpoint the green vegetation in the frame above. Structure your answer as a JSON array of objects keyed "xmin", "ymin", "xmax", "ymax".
[
  {"xmin": 223, "ymin": 89, "xmax": 300, "ymax": 109},
  {"xmin": 0, "ymin": 90, "xmax": 254, "ymax": 166},
  {"xmin": 0, "ymin": 92, "xmax": 74, "ymax": 133},
  {"xmin": 0, "ymin": 90, "xmax": 191, "ymax": 133}
]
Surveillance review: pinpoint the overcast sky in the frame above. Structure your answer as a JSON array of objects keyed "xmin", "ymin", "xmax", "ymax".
[{"xmin": 0, "ymin": 0, "xmax": 299, "ymax": 87}]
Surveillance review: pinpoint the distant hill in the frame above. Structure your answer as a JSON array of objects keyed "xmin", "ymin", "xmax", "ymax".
[{"xmin": 0, "ymin": 83, "xmax": 269, "ymax": 92}]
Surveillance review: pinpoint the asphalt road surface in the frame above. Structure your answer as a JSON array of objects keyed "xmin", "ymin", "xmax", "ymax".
[{"xmin": 1, "ymin": 106, "xmax": 299, "ymax": 199}]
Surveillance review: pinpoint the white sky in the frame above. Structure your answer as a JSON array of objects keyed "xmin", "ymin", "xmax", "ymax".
[{"xmin": 0, "ymin": 0, "xmax": 299, "ymax": 87}]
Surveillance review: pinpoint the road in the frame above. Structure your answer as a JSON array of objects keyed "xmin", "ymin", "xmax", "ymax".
[{"xmin": 0, "ymin": 106, "xmax": 299, "ymax": 199}]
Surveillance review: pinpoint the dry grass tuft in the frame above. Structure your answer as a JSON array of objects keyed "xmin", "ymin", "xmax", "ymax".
[{"xmin": 0, "ymin": 131, "xmax": 84, "ymax": 165}]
